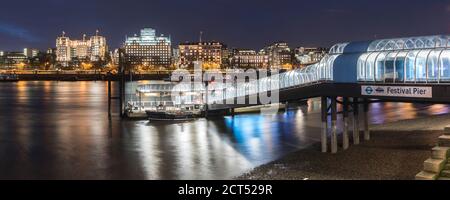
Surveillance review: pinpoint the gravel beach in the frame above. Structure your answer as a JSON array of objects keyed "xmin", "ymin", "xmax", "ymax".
[{"xmin": 238, "ymin": 114, "xmax": 450, "ymax": 180}]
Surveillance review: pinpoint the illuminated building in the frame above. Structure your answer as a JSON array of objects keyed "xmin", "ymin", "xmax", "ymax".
[
  {"xmin": 56, "ymin": 32, "xmax": 71, "ymax": 63},
  {"xmin": 262, "ymin": 42, "xmax": 293, "ymax": 69},
  {"xmin": 6, "ymin": 52, "xmax": 28, "ymax": 64},
  {"xmin": 70, "ymin": 35, "xmax": 90, "ymax": 59},
  {"xmin": 56, "ymin": 31, "xmax": 108, "ymax": 64},
  {"xmin": 124, "ymin": 28, "xmax": 172, "ymax": 68},
  {"xmin": 90, "ymin": 31, "xmax": 107, "ymax": 61},
  {"xmin": 0, "ymin": 51, "xmax": 4, "ymax": 56},
  {"xmin": 178, "ymin": 41, "xmax": 223, "ymax": 69},
  {"xmin": 172, "ymin": 48, "xmax": 180, "ymax": 66},
  {"xmin": 221, "ymin": 47, "xmax": 231, "ymax": 68},
  {"xmin": 111, "ymin": 49, "xmax": 120, "ymax": 65},
  {"xmin": 47, "ymin": 48, "xmax": 55, "ymax": 55},
  {"xmin": 294, "ymin": 47, "xmax": 328, "ymax": 66},
  {"xmin": 230, "ymin": 49, "xmax": 269, "ymax": 69},
  {"xmin": 23, "ymin": 48, "xmax": 39, "ymax": 58},
  {"xmin": 0, "ymin": 52, "xmax": 28, "ymax": 69}
]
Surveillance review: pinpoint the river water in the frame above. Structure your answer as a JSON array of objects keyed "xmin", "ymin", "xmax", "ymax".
[{"xmin": 0, "ymin": 81, "xmax": 448, "ymax": 180}]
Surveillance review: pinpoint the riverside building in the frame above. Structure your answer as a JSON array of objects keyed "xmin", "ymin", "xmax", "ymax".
[
  {"xmin": 230, "ymin": 49, "xmax": 269, "ymax": 69},
  {"xmin": 55, "ymin": 31, "xmax": 108, "ymax": 64},
  {"xmin": 124, "ymin": 28, "xmax": 172, "ymax": 69},
  {"xmin": 178, "ymin": 41, "xmax": 224, "ymax": 69},
  {"xmin": 262, "ymin": 42, "xmax": 293, "ymax": 69}
]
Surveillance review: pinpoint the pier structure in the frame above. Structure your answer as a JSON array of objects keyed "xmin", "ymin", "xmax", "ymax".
[
  {"xmin": 115, "ymin": 35, "xmax": 450, "ymax": 154},
  {"xmin": 204, "ymin": 35, "xmax": 450, "ymax": 153}
]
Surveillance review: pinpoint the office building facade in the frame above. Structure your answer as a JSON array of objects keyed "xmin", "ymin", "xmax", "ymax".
[{"xmin": 124, "ymin": 28, "xmax": 172, "ymax": 68}]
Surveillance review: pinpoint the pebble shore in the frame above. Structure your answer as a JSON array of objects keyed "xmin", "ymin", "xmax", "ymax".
[{"xmin": 238, "ymin": 115, "xmax": 449, "ymax": 180}]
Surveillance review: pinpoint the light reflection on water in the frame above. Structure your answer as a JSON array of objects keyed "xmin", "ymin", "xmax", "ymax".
[{"xmin": 0, "ymin": 81, "xmax": 449, "ymax": 179}]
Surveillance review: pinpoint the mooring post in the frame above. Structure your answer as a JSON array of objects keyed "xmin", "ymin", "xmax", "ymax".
[
  {"xmin": 353, "ymin": 97, "xmax": 360, "ymax": 145},
  {"xmin": 108, "ymin": 75, "xmax": 112, "ymax": 117},
  {"xmin": 118, "ymin": 48, "xmax": 126, "ymax": 118},
  {"xmin": 321, "ymin": 96, "xmax": 328, "ymax": 153},
  {"xmin": 205, "ymin": 81, "xmax": 209, "ymax": 118},
  {"xmin": 331, "ymin": 97, "xmax": 338, "ymax": 154},
  {"xmin": 343, "ymin": 97, "xmax": 349, "ymax": 150},
  {"xmin": 285, "ymin": 101, "xmax": 289, "ymax": 112},
  {"xmin": 363, "ymin": 98, "xmax": 370, "ymax": 141}
]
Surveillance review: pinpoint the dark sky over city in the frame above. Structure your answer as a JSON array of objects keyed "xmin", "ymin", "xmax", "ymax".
[{"xmin": 0, "ymin": 0, "xmax": 449, "ymax": 51}]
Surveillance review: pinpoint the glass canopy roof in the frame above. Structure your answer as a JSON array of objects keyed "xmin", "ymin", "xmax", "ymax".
[
  {"xmin": 367, "ymin": 35, "xmax": 449, "ymax": 52},
  {"xmin": 358, "ymin": 35, "xmax": 450, "ymax": 83}
]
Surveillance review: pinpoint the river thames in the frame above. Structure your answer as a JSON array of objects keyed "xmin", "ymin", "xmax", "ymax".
[{"xmin": 0, "ymin": 81, "xmax": 448, "ymax": 180}]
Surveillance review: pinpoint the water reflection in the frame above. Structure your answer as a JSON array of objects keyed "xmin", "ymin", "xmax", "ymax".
[{"xmin": 0, "ymin": 81, "xmax": 449, "ymax": 179}]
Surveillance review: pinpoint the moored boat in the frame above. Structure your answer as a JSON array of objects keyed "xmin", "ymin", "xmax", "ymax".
[
  {"xmin": 132, "ymin": 81, "xmax": 206, "ymax": 121},
  {"xmin": 146, "ymin": 110, "xmax": 201, "ymax": 121},
  {"xmin": 0, "ymin": 74, "xmax": 19, "ymax": 82}
]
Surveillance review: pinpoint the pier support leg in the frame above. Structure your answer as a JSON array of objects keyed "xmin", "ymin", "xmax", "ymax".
[
  {"xmin": 363, "ymin": 99, "xmax": 370, "ymax": 141},
  {"xmin": 353, "ymin": 98, "xmax": 360, "ymax": 145},
  {"xmin": 230, "ymin": 108, "xmax": 235, "ymax": 116},
  {"xmin": 108, "ymin": 78, "xmax": 111, "ymax": 118},
  {"xmin": 321, "ymin": 97, "xmax": 328, "ymax": 153},
  {"xmin": 331, "ymin": 97, "xmax": 338, "ymax": 154},
  {"xmin": 285, "ymin": 101, "xmax": 289, "ymax": 113},
  {"xmin": 343, "ymin": 97, "xmax": 349, "ymax": 150}
]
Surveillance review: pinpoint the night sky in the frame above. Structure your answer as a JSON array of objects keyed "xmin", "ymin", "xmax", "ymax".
[{"xmin": 0, "ymin": 0, "xmax": 449, "ymax": 51}]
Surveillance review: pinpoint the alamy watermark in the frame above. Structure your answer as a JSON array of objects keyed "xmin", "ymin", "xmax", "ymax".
[{"xmin": 170, "ymin": 61, "xmax": 281, "ymax": 115}]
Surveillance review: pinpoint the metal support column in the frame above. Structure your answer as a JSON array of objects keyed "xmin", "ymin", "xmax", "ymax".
[
  {"xmin": 331, "ymin": 97, "xmax": 338, "ymax": 154},
  {"xmin": 363, "ymin": 98, "xmax": 370, "ymax": 141},
  {"xmin": 353, "ymin": 97, "xmax": 360, "ymax": 145},
  {"xmin": 321, "ymin": 96, "xmax": 328, "ymax": 153},
  {"xmin": 342, "ymin": 97, "xmax": 350, "ymax": 150}
]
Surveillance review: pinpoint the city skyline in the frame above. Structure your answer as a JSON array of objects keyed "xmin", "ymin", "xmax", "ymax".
[
  {"xmin": 2, "ymin": 0, "xmax": 450, "ymax": 185},
  {"xmin": 0, "ymin": 0, "xmax": 449, "ymax": 51}
]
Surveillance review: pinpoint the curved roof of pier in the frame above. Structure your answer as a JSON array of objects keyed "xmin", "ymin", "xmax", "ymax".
[{"xmin": 329, "ymin": 35, "xmax": 450, "ymax": 54}]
